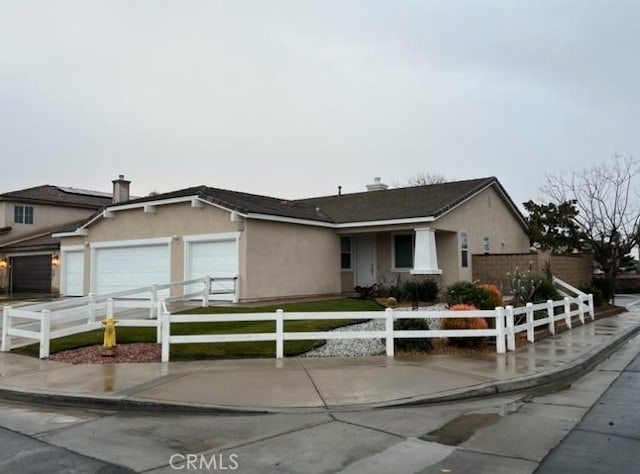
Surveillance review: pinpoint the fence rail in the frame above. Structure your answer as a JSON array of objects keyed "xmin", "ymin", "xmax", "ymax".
[
  {"xmin": 3, "ymin": 287, "xmax": 594, "ymax": 361},
  {"xmin": 1, "ymin": 275, "xmax": 237, "ymax": 358},
  {"xmin": 160, "ymin": 294, "xmax": 594, "ymax": 362}
]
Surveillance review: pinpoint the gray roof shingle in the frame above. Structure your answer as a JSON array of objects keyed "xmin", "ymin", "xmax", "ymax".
[
  {"xmin": 104, "ymin": 177, "xmax": 525, "ymax": 226},
  {"xmin": 0, "ymin": 185, "xmax": 112, "ymax": 209},
  {"xmin": 121, "ymin": 186, "xmax": 334, "ymax": 223},
  {"xmin": 300, "ymin": 177, "xmax": 520, "ymax": 224}
]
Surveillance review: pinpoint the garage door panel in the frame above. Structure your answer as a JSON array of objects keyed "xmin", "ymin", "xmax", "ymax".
[
  {"xmin": 10, "ymin": 255, "xmax": 52, "ymax": 293},
  {"xmin": 94, "ymin": 244, "xmax": 170, "ymax": 297},
  {"xmin": 62, "ymin": 251, "xmax": 84, "ymax": 296},
  {"xmin": 187, "ymin": 240, "xmax": 238, "ymax": 300}
]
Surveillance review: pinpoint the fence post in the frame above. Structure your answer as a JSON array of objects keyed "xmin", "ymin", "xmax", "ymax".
[
  {"xmin": 547, "ymin": 300, "xmax": 555, "ymax": 335},
  {"xmin": 526, "ymin": 302, "xmax": 534, "ymax": 343},
  {"xmin": 1, "ymin": 306, "xmax": 11, "ymax": 352},
  {"xmin": 276, "ymin": 309, "xmax": 284, "ymax": 359},
  {"xmin": 564, "ymin": 297, "xmax": 572, "ymax": 329},
  {"xmin": 88, "ymin": 293, "xmax": 96, "ymax": 324},
  {"xmin": 505, "ymin": 306, "xmax": 516, "ymax": 351},
  {"xmin": 161, "ymin": 305, "xmax": 171, "ymax": 362},
  {"xmin": 588, "ymin": 294, "xmax": 595, "ymax": 320},
  {"xmin": 385, "ymin": 308, "xmax": 394, "ymax": 357},
  {"xmin": 233, "ymin": 275, "xmax": 240, "ymax": 304},
  {"xmin": 203, "ymin": 276, "xmax": 211, "ymax": 308},
  {"xmin": 40, "ymin": 309, "xmax": 51, "ymax": 359},
  {"xmin": 578, "ymin": 295, "xmax": 585, "ymax": 324},
  {"xmin": 156, "ymin": 300, "xmax": 163, "ymax": 343},
  {"xmin": 150, "ymin": 284, "xmax": 158, "ymax": 318},
  {"xmin": 495, "ymin": 307, "xmax": 506, "ymax": 354}
]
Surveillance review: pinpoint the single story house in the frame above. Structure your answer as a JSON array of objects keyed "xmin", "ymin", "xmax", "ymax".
[{"xmin": 55, "ymin": 176, "xmax": 530, "ymax": 302}]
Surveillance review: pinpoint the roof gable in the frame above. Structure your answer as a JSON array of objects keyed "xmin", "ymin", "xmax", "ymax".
[{"xmin": 300, "ymin": 177, "xmax": 525, "ymax": 225}]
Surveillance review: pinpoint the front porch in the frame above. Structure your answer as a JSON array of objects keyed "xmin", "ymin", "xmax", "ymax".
[{"xmin": 339, "ymin": 228, "xmax": 466, "ymax": 293}]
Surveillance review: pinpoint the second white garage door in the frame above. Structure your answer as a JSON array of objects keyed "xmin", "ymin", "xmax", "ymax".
[
  {"xmin": 61, "ymin": 249, "xmax": 84, "ymax": 296},
  {"xmin": 186, "ymin": 238, "xmax": 238, "ymax": 301},
  {"xmin": 93, "ymin": 243, "xmax": 171, "ymax": 296}
]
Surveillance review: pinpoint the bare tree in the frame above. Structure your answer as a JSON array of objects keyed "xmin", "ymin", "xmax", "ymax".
[
  {"xmin": 406, "ymin": 173, "xmax": 448, "ymax": 187},
  {"xmin": 542, "ymin": 154, "xmax": 640, "ymax": 303}
]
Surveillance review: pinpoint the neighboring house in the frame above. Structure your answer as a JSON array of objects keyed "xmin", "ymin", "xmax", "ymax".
[
  {"xmin": 55, "ymin": 176, "xmax": 530, "ymax": 301},
  {"xmin": 0, "ymin": 179, "xmax": 124, "ymax": 295}
]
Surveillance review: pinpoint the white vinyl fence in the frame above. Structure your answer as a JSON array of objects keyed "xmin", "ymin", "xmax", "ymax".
[
  {"xmin": 159, "ymin": 294, "xmax": 595, "ymax": 362},
  {"xmin": 1, "ymin": 275, "xmax": 237, "ymax": 358},
  {"xmin": 2, "ymin": 283, "xmax": 593, "ymax": 361}
]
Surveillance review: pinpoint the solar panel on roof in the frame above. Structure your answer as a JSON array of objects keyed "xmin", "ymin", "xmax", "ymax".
[{"xmin": 56, "ymin": 186, "xmax": 112, "ymax": 198}]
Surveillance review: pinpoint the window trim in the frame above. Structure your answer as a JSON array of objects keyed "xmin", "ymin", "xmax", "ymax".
[
  {"xmin": 340, "ymin": 236, "xmax": 352, "ymax": 271},
  {"xmin": 392, "ymin": 232, "xmax": 415, "ymax": 271},
  {"xmin": 460, "ymin": 231, "xmax": 469, "ymax": 268},
  {"xmin": 482, "ymin": 236, "xmax": 490, "ymax": 254},
  {"xmin": 14, "ymin": 205, "xmax": 34, "ymax": 225}
]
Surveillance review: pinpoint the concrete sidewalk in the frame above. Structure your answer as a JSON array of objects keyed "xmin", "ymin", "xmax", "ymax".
[{"xmin": 0, "ymin": 309, "xmax": 639, "ymax": 413}]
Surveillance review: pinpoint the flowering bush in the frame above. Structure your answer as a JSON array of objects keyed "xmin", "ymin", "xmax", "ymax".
[
  {"xmin": 480, "ymin": 284, "xmax": 504, "ymax": 308},
  {"xmin": 441, "ymin": 304, "xmax": 488, "ymax": 347}
]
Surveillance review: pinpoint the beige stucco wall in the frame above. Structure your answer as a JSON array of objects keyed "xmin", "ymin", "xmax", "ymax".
[
  {"xmin": 433, "ymin": 186, "xmax": 530, "ymax": 254},
  {"xmin": 0, "ymin": 202, "xmax": 96, "ymax": 244},
  {"xmin": 59, "ymin": 202, "xmax": 340, "ymax": 301},
  {"xmin": 243, "ymin": 219, "xmax": 340, "ymax": 300},
  {"xmin": 59, "ymin": 202, "xmax": 240, "ymax": 295}
]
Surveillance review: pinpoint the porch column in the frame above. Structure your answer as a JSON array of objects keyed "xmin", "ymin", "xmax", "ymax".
[{"xmin": 410, "ymin": 228, "xmax": 442, "ymax": 275}]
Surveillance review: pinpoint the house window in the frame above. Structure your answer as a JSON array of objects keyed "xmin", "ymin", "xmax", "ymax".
[
  {"xmin": 393, "ymin": 233, "xmax": 414, "ymax": 269},
  {"xmin": 14, "ymin": 205, "xmax": 34, "ymax": 225},
  {"xmin": 340, "ymin": 236, "xmax": 352, "ymax": 270},
  {"xmin": 483, "ymin": 236, "xmax": 490, "ymax": 254},
  {"xmin": 460, "ymin": 232, "xmax": 469, "ymax": 268}
]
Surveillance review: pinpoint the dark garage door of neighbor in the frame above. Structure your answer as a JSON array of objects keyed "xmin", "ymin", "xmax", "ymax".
[{"xmin": 10, "ymin": 255, "xmax": 52, "ymax": 293}]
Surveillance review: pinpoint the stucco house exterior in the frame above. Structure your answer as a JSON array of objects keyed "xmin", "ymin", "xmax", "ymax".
[
  {"xmin": 0, "ymin": 184, "xmax": 114, "ymax": 294},
  {"xmin": 55, "ymin": 176, "xmax": 530, "ymax": 301}
]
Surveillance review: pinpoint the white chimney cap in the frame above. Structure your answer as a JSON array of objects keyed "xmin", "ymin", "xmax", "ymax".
[{"xmin": 366, "ymin": 177, "xmax": 388, "ymax": 192}]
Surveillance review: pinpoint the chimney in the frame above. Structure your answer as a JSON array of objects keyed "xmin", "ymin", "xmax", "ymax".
[
  {"xmin": 366, "ymin": 177, "xmax": 388, "ymax": 192},
  {"xmin": 112, "ymin": 174, "xmax": 131, "ymax": 203}
]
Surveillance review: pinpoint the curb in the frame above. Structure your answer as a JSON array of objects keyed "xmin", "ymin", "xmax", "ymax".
[{"xmin": 367, "ymin": 320, "xmax": 640, "ymax": 409}]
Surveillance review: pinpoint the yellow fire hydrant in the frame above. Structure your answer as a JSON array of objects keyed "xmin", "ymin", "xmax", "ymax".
[{"xmin": 102, "ymin": 315, "xmax": 118, "ymax": 357}]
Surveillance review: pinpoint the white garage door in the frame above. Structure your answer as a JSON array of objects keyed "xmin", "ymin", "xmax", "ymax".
[
  {"xmin": 62, "ymin": 250, "xmax": 84, "ymax": 296},
  {"xmin": 186, "ymin": 239, "xmax": 238, "ymax": 301},
  {"xmin": 94, "ymin": 244, "xmax": 170, "ymax": 296}
]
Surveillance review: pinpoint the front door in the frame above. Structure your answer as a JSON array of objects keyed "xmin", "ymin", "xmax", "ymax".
[{"xmin": 355, "ymin": 235, "xmax": 376, "ymax": 287}]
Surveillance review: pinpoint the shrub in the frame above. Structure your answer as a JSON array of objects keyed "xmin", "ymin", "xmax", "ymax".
[
  {"xmin": 533, "ymin": 277, "xmax": 560, "ymax": 302},
  {"xmin": 441, "ymin": 303, "xmax": 488, "ymax": 348},
  {"xmin": 402, "ymin": 279, "xmax": 440, "ymax": 305},
  {"xmin": 593, "ymin": 277, "xmax": 613, "ymax": 303},
  {"xmin": 354, "ymin": 285, "xmax": 377, "ymax": 298},
  {"xmin": 446, "ymin": 282, "xmax": 490, "ymax": 308},
  {"xmin": 479, "ymin": 284, "xmax": 504, "ymax": 309},
  {"xmin": 377, "ymin": 284, "xmax": 401, "ymax": 299},
  {"xmin": 508, "ymin": 270, "xmax": 560, "ymax": 305},
  {"xmin": 394, "ymin": 317, "xmax": 432, "ymax": 352},
  {"xmin": 579, "ymin": 284, "xmax": 604, "ymax": 307}
]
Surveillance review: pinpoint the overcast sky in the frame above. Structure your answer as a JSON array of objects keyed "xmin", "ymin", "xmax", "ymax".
[{"xmin": 1, "ymin": 1, "xmax": 638, "ymax": 209}]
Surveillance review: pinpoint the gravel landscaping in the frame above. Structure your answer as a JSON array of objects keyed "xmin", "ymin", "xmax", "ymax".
[{"xmin": 301, "ymin": 303, "xmax": 447, "ymax": 357}]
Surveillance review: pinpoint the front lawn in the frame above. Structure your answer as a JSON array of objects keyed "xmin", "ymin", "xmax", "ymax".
[{"xmin": 14, "ymin": 298, "xmax": 382, "ymax": 360}]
